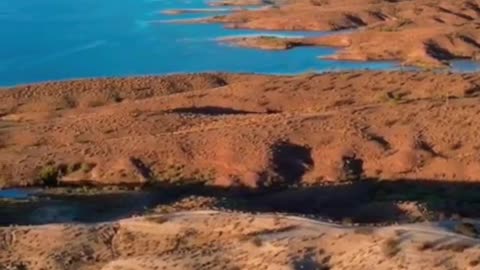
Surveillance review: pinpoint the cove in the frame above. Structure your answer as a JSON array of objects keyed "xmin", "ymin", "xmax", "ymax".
[{"xmin": 0, "ymin": 0, "xmax": 403, "ymax": 87}]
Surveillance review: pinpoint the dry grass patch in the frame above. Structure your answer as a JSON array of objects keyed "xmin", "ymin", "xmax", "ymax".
[{"xmin": 382, "ymin": 236, "xmax": 401, "ymax": 257}]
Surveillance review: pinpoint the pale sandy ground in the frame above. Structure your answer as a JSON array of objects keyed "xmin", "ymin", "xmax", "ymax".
[{"xmin": 1, "ymin": 211, "xmax": 480, "ymax": 270}]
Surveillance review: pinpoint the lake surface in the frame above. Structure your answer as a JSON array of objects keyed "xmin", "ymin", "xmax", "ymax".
[
  {"xmin": 0, "ymin": 0, "xmax": 400, "ymax": 87},
  {"xmin": 0, "ymin": 0, "xmax": 479, "ymax": 86}
]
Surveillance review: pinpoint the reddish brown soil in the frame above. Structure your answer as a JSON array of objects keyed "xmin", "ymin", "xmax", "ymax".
[
  {"xmin": 208, "ymin": 0, "xmax": 388, "ymax": 31},
  {"xmin": 208, "ymin": 0, "xmax": 480, "ymax": 68},
  {"xmin": 2, "ymin": 211, "xmax": 480, "ymax": 270},
  {"xmin": 1, "ymin": 72, "xmax": 480, "ymax": 188}
]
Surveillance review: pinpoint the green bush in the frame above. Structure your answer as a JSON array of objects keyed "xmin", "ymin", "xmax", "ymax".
[{"xmin": 38, "ymin": 165, "xmax": 59, "ymax": 186}]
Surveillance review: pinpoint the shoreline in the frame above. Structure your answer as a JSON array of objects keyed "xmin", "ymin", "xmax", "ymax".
[{"xmin": 198, "ymin": 0, "xmax": 480, "ymax": 69}]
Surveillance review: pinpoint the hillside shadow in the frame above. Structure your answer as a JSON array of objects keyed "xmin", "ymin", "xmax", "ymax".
[
  {"xmin": 0, "ymin": 189, "xmax": 181, "ymax": 226},
  {"xmin": 293, "ymin": 252, "xmax": 330, "ymax": 270},
  {"xmin": 167, "ymin": 106, "xmax": 277, "ymax": 116},
  {"xmin": 225, "ymin": 179, "xmax": 480, "ymax": 224},
  {"xmin": 4, "ymin": 178, "xmax": 480, "ymax": 225},
  {"xmin": 272, "ymin": 141, "xmax": 313, "ymax": 184}
]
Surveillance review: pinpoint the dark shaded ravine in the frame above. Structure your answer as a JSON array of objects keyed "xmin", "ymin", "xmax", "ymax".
[
  {"xmin": 0, "ymin": 188, "xmax": 170, "ymax": 226},
  {"xmin": 3, "ymin": 178, "xmax": 480, "ymax": 226}
]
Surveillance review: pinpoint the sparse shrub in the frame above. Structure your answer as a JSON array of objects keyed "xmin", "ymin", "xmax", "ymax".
[
  {"xmin": 454, "ymin": 222, "xmax": 478, "ymax": 238},
  {"xmin": 38, "ymin": 165, "xmax": 59, "ymax": 186},
  {"xmin": 66, "ymin": 163, "xmax": 81, "ymax": 174},
  {"xmin": 378, "ymin": 91, "xmax": 405, "ymax": 105},
  {"xmin": 200, "ymin": 168, "xmax": 217, "ymax": 183},
  {"xmin": 81, "ymin": 163, "xmax": 95, "ymax": 173},
  {"xmin": 397, "ymin": 18, "xmax": 413, "ymax": 27},
  {"xmin": 59, "ymin": 162, "xmax": 94, "ymax": 175},
  {"xmin": 417, "ymin": 241, "xmax": 435, "ymax": 251},
  {"xmin": 310, "ymin": 0, "xmax": 329, "ymax": 6},
  {"xmin": 86, "ymin": 99, "xmax": 106, "ymax": 108},
  {"xmin": 469, "ymin": 258, "xmax": 480, "ymax": 267},
  {"xmin": 61, "ymin": 95, "xmax": 77, "ymax": 109},
  {"xmin": 382, "ymin": 237, "xmax": 401, "ymax": 257},
  {"xmin": 111, "ymin": 92, "xmax": 123, "ymax": 103},
  {"xmin": 6, "ymin": 262, "xmax": 28, "ymax": 270},
  {"xmin": 341, "ymin": 155, "xmax": 364, "ymax": 181},
  {"xmin": 439, "ymin": 241, "xmax": 473, "ymax": 252},
  {"xmin": 251, "ymin": 236, "xmax": 263, "ymax": 247},
  {"xmin": 183, "ymin": 227, "xmax": 198, "ymax": 237}
]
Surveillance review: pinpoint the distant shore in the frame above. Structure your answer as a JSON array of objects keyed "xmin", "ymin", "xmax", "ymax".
[{"xmin": 201, "ymin": 0, "xmax": 480, "ymax": 69}]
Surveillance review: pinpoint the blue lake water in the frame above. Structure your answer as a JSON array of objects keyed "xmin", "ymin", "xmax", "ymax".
[
  {"xmin": 0, "ymin": 0, "xmax": 396, "ymax": 86},
  {"xmin": 0, "ymin": 0, "xmax": 479, "ymax": 86},
  {"xmin": 0, "ymin": 188, "xmax": 32, "ymax": 199}
]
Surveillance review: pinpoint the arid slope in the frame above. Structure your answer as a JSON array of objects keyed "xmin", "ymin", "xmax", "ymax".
[
  {"xmin": 1, "ymin": 211, "xmax": 480, "ymax": 270},
  {"xmin": 1, "ymin": 72, "xmax": 480, "ymax": 188}
]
